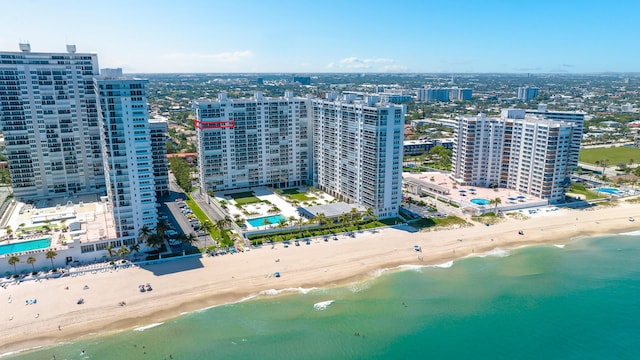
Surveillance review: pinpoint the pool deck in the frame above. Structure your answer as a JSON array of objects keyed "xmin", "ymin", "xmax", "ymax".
[
  {"xmin": 216, "ymin": 186, "xmax": 336, "ymax": 230},
  {"xmin": 403, "ymin": 172, "xmax": 548, "ymax": 213}
]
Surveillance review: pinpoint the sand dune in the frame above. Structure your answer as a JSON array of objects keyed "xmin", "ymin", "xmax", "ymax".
[{"xmin": 1, "ymin": 203, "xmax": 638, "ymax": 354}]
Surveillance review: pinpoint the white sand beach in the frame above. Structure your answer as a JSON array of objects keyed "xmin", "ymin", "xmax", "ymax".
[{"xmin": 1, "ymin": 203, "xmax": 638, "ymax": 354}]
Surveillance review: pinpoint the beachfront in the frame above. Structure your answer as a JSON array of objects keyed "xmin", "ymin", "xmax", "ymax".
[{"xmin": 1, "ymin": 202, "xmax": 639, "ymax": 355}]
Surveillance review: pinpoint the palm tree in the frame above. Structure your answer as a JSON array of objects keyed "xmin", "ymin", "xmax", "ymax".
[
  {"xmin": 216, "ymin": 217, "xmax": 231, "ymax": 230},
  {"xmin": 117, "ymin": 245, "xmax": 130, "ymax": 260},
  {"xmin": 183, "ymin": 233, "xmax": 197, "ymax": 248},
  {"xmin": 146, "ymin": 233, "xmax": 165, "ymax": 252},
  {"xmin": 8, "ymin": 256, "xmax": 20, "ymax": 274},
  {"xmin": 338, "ymin": 214, "xmax": 350, "ymax": 226},
  {"xmin": 26, "ymin": 256, "xmax": 36, "ymax": 272},
  {"xmin": 105, "ymin": 245, "xmax": 116, "ymax": 259},
  {"xmin": 349, "ymin": 208, "xmax": 361, "ymax": 223},
  {"xmin": 233, "ymin": 214, "xmax": 242, "ymax": 224},
  {"xmin": 138, "ymin": 225, "xmax": 152, "ymax": 245},
  {"xmin": 492, "ymin": 197, "xmax": 502, "ymax": 213},
  {"xmin": 155, "ymin": 219, "xmax": 170, "ymax": 240},
  {"xmin": 46, "ymin": 250, "xmax": 57, "ymax": 270},
  {"xmin": 296, "ymin": 217, "xmax": 305, "ymax": 231},
  {"xmin": 288, "ymin": 216, "xmax": 296, "ymax": 227},
  {"xmin": 201, "ymin": 220, "xmax": 214, "ymax": 249},
  {"xmin": 201, "ymin": 220, "xmax": 214, "ymax": 236},
  {"xmin": 262, "ymin": 218, "xmax": 272, "ymax": 229},
  {"xmin": 130, "ymin": 243, "xmax": 141, "ymax": 258},
  {"xmin": 4, "ymin": 225, "xmax": 13, "ymax": 238},
  {"xmin": 277, "ymin": 218, "xmax": 288, "ymax": 229},
  {"xmin": 364, "ymin": 208, "xmax": 377, "ymax": 222},
  {"xmin": 314, "ymin": 212, "xmax": 328, "ymax": 227}
]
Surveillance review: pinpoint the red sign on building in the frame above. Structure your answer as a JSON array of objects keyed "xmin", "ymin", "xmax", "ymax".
[{"xmin": 194, "ymin": 119, "xmax": 235, "ymax": 129}]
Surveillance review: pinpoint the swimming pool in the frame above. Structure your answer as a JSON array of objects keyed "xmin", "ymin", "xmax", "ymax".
[
  {"xmin": 470, "ymin": 198, "xmax": 490, "ymax": 205},
  {"xmin": 247, "ymin": 215, "xmax": 286, "ymax": 228},
  {"xmin": 0, "ymin": 238, "xmax": 52, "ymax": 256},
  {"xmin": 595, "ymin": 188, "xmax": 621, "ymax": 194}
]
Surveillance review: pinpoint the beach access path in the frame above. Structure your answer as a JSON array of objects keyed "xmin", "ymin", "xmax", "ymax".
[{"xmin": 1, "ymin": 202, "xmax": 639, "ymax": 354}]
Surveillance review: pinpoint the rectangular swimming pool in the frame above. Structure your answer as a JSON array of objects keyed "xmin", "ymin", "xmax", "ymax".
[
  {"xmin": 0, "ymin": 238, "xmax": 52, "ymax": 256},
  {"xmin": 247, "ymin": 215, "xmax": 286, "ymax": 228}
]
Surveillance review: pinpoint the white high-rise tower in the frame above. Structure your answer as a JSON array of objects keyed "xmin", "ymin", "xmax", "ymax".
[{"xmin": 0, "ymin": 44, "xmax": 105, "ymax": 199}]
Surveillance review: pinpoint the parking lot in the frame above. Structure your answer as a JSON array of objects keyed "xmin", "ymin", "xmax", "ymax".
[{"xmin": 157, "ymin": 197, "xmax": 209, "ymax": 250}]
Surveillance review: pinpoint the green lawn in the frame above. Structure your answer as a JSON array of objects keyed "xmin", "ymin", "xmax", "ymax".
[
  {"xmin": 567, "ymin": 184, "xmax": 607, "ymax": 200},
  {"xmin": 185, "ymin": 194, "xmax": 230, "ymax": 243},
  {"xmin": 281, "ymin": 188, "xmax": 315, "ymax": 201},
  {"xmin": 409, "ymin": 216, "xmax": 467, "ymax": 230},
  {"xmin": 229, "ymin": 191, "xmax": 261, "ymax": 205},
  {"xmin": 579, "ymin": 147, "xmax": 640, "ymax": 166}
]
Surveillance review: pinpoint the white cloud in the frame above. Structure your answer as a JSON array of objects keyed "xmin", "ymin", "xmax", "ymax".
[
  {"xmin": 327, "ymin": 56, "xmax": 404, "ymax": 71},
  {"xmin": 162, "ymin": 50, "xmax": 253, "ymax": 63},
  {"xmin": 379, "ymin": 64, "xmax": 409, "ymax": 72}
]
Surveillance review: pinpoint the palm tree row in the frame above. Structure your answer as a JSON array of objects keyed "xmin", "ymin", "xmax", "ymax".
[{"xmin": 7, "ymin": 250, "xmax": 58, "ymax": 275}]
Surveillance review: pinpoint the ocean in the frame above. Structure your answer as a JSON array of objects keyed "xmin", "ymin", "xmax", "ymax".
[{"xmin": 5, "ymin": 234, "xmax": 640, "ymax": 360}]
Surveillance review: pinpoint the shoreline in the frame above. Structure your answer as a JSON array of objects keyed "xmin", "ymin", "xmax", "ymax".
[{"xmin": 1, "ymin": 203, "xmax": 639, "ymax": 356}]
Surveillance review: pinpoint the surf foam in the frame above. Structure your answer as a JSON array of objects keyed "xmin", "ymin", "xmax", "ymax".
[
  {"xmin": 133, "ymin": 322, "xmax": 164, "ymax": 332},
  {"xmin": 313, "ymin": 300, "xmax": 335, "ymax": 311}
]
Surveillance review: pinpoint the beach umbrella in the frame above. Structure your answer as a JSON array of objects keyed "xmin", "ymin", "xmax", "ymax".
[
  {"xmin": 508, "ymin": 197, "xmax": 516, "ymax": 201},
  {"xmin": 517, "ymin": 195, "xmax": 526, "ymax": 199},
  {"xmin": 459, "ymin": 189, "xmax": 466, "ymax": 192}
]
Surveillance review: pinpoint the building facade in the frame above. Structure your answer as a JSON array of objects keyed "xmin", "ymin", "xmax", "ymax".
[
  {"xmin": 504, "ymin": 105, "xmax": 585, "ymax": 172},
  {"xmin": 0, "ymin": 44, "xmax": 105, "ymax": 200},
  {"xmin": 417, "ymin": 87, "xmax": 472, "ymax": 102},
  {"xmin": 452, "ymin": 112, "xmax": 576, "ymax": 203},
  {"xmin": 149, "ymin": 118, "xmax": 169, "ymax": 197},
  {"xmin": 194, "ymin": 92, "xmax": 312, "ymax": 192},
  {"xmin": 312, "ymin": 93, "xmax": 404, "ymax": 218},
  {"xmin": 95, "ymin": 78, "xmax": 157, "ymax": 239},
  {"xmin": 517, "ymin": 86, "xmax": 539, "ymax": 101}
]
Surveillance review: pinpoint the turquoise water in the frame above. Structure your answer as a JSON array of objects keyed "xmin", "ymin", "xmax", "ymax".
[
  {"xmin": 247, "ymin": 214, "xmax": 285, "ymax": 227},
  {"xmin": 0, "ymin": 238, "xmax": 51, "ymax": 256},
  {"xmin": 7, "ymin": 234, "xmax": 640, "ymax": 359},
  {"xmin": 596, "ymin": 187, "xmax": 620, "ymax": 194},
  {"xmin": 470, "ymin": 198, "xmax": 490, "ymax": 205}
]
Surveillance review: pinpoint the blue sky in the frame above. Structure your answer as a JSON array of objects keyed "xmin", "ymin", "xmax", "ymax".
[{"xmin": 1, "ymin": 0, "xmax": 637, "ymax": 73}]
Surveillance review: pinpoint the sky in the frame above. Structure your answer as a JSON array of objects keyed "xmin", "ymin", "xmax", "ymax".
[{"xmin": 0, "ymin": 0, "xmax": 638, "ymax": 73}]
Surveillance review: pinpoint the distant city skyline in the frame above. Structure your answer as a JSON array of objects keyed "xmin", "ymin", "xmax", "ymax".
[{"xmin": 1, "ymin": 0, "xmax": 639, "ymax": 73}]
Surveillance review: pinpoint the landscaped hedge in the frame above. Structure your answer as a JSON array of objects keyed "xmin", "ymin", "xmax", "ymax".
[{"xmin": 248, "ymin": 220, "xmax": 387, "ymax": 245}]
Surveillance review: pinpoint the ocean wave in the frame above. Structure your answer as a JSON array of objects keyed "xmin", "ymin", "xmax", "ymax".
[
  {"xmin": 431, "ymin": 260, "xmax": 454, "ymax": 268},
  {"xmin": 348, "ymin": 280, "xmax": 375, "ymax": 293},
  {"xmin": 259, "ymin": 287, "xmax": 317, "ymax": 296},
  {"xmin": 0, "ymin": 346, "xmax": 43, "ymax": 359},
  {"xmin": 619, "ymin": 230, "xmax": 640, "ymax": 236},
  {"xmin": 396, "ymin": 264, "xmax": 426, "ymax": 272},
  {"xmin": 553, "ymin": 244, "xmax": 566, "ymax": 249},
  {"xmin": 313, "ymin": 300, "xmax": 335, "ymax": 311},
  {"xmin": 133, "ymin": 322, "xmax": 164, "ymax": 332},
  {"xmin": 475, "ymin": 248, "xmax": 510, "ymax": 258}
]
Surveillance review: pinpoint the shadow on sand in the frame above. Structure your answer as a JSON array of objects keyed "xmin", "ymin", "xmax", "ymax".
[{"xmin": 139, "ymin": 255, "xmax": 205, "ymax": 276}]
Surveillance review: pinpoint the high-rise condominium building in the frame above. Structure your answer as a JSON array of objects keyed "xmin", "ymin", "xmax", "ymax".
[
  {"xmin": 0, "ymin": 44, "xmax": 104, "ymax": 200},
  {"xmin": 452, "ymin": 113, "xmax": 575, "ymax": 203},
  {"xmin": 149, "ymin": 118, "xmax": 169, "ymax": 197},
  {"xmin": 95, "ymin": 78, "xmax": 157, "ymax": 239},
  {"xmin": 194, "ymin": 92, "xmax": 312, "ymax": 192},
  {"xmin": 312, "ymin": 93, "xmax": 404, "ymax": 218},
  {"xmin": 503, "ymin": 105, "xmax": 585, "ymax": 172},
  {"xmin": 416, "ymin": 87, "xmax": 472, "ymax": 102},
  {"xmin": 517, "ymin": 86, "xmax": 539, "ymax": 101}
]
